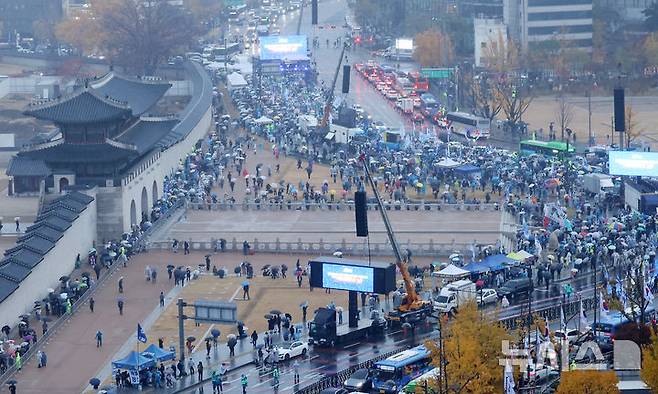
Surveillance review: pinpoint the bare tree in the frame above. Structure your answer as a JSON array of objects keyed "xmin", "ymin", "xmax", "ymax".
[
  {"xmin": 625, "ymin": 104, "xmax": 643, "ymax": 148},
  {"xmin": 470, "ymin": 74, "xmax": 501, "ymax": 122},
  {"xmin": 493, "ymin": 82, "xmax": 533, "ymax": 133},
  {"xmin": 555, "ymin": 94, "xmax": 574, "ymax": 141}
]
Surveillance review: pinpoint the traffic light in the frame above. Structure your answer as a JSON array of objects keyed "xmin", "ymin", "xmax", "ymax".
[{"xmin": 354, "ymin": 36, "xmax": 361, "ymax": 44}]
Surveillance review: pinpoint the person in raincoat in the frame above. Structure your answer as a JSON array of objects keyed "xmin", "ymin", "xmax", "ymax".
[
  {"xmin": 14, "ymin": 351, "xmax": 22, "ymax": 371},
  {"xmin": 66, "ymin": 299, "xmax": 72, "ymax": 314}
]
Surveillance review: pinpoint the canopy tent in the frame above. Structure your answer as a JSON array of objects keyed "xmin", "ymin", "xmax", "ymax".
[
  {"xmin": 432, "ymin": 264, "xmax": 469, "ymax": 278},
  {"xmin": 254, "ymin": 116, "xmax": 274, "ymax": 125},
  {"xmin": 111, "ymin": 351, "xmax": 156, "ymax": 371},
  {"xmin": 464, "ymin": 254, "xmax": 516, "ymax": 274},
  {"xmin": 141, "ymin": 344, "xmax": 175, "ymax": 362},
  {"xmin": 507, "ymin": 250, "xmax": 533, "ymax": 261},
  {"xmin": 435, "ymin": 158, "xmax": 461, "ymax": 168},
  {"xmin": 226, "ymin": 72, "xmax": 248, "ymax": 92},
  {"xmin": 454, "ymin": 164, "xmax": 481, "ymax": 178}
]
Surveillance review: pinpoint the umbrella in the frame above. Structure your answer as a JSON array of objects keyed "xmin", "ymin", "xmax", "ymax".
[
  {"xmin": 89, "ymin": 378, "xmax": 101, "ymax": 388},
  {"xmin": 167, "ymin": 264, "xmax": 175, "ymax": 269},
  {"xmin": 186, "ymin": 336, "xmax": 196, "ymax": 342},
  {"xmin": 81, "ymin": 272, "xmax": 91, "ymax": 278},
  {"xmin": 211, "ymin": 328, "xmax": 221, "ymax": 338},
  {"xmin": 6, "ymin": 380, "xmax": 17, "ymax": 385},
  {"xmin": 59, "ymin": 275, "xmax": 69, "ymax": 282},
  {"xmin": 227, "ymin": 333, "xmax": 236, "ymax": 340},
  {"xmin": 264, "ymin": 314, "xmax": 274, "ymax": 320},
  {"xmin": 241, "ymin": 281, "xmax": 250, "ymax": 287},
  {"xmin": 270, "ymin": 309, "xmax": 282, "ymax": 315}
]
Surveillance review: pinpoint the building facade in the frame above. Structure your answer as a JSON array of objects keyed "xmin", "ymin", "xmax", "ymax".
[
  {"xmin": 474, "ymin": 18, "xmax": 508, "ymax": 67},
  {"xmin": 0, "ymin": 0, "xmax": 64, "ymax": 42},
  {"xmin": 504, "ymin": 0, "xmax": 593, "ymax": 51}
]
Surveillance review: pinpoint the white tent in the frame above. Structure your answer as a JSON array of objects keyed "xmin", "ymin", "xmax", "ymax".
[
  {"xmin": 226, "ymin": 72, "xmax": 248, "ymax": 92},
  {"xmin": 432, "ymin": 264, "xmax": 470, "ymax": 278},
  {"xmin": 254, "ymin": 116, "xmax": 273, "ymax": 125},
  {"xmin": 435, "ymin": 158, "xmax": 461, "ymax": 168}
]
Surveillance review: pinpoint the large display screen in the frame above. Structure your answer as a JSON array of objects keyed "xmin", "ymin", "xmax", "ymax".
[
  {"xmin": 322, "ymin": 263, "xmax": 374, "ymax": 292},
  {"xmin": 259, "ymin": 35, "xmax": 307, "ymax": 60},
  {"xmin": 609, "ymin": 151, "xmax": 658, "ymax": 176}
]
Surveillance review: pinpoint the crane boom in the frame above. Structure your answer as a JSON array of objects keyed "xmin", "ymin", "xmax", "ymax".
[
  {"xmin": 360, "ymin": 156, "xmax": 422, "ymax": 307},
  {"xmin": 320, "ymin": 42, "xmax": 347, "ymax": 128}
]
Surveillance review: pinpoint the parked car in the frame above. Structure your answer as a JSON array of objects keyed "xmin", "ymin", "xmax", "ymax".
[
  {"xmin": 497, "ymin": 278, "xmax": 533, "ymax": 300},
  {"xmin": 275, "ymin": 340, "xmax": 308, "ymax": 361},
  {"xmin": 476, "ymin": 288, "xmax": 498, "ymax": 306},
  {"xmin": 343, "ymin": 368, "xmax": 372, "ymax": 391},
  {"xmin": 554, "ymin": 329, "xmax": 582, "ymax": 344}
]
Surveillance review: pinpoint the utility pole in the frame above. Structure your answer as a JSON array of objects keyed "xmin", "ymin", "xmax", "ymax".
[
  {"xmin": 177, "ymin": 298, "xmax": 187, "ymax": 367},
  {"xmin": 587, "ymin": 90, "xmax": 593, "ymax": 146}
]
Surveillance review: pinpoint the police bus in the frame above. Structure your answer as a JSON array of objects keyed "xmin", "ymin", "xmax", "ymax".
[
  {"xmin": 446, "ymin": 112, "xmax": 490, "ymax": 139},
  {"xmin": 371, "ymin": 345, "xmax": 433, "ymax": 393}
]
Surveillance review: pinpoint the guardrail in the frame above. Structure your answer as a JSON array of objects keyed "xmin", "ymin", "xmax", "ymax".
[
  {"xmin": 187, "ymin": 201, "xmax": 501, "ymax": 212},
  {"xmin": 294, "ymin": 346, "xmax": 411, "ymax": 394},
  {"xmin": 0, "ymin": 201, "xmax": 185, "ymax": 387},
  {"xmin": 148, "ymin": 237, "xmax": 475, "ymax": 257}
]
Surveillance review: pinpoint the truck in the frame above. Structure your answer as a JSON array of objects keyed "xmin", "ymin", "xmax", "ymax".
[
  {"xmin": 433, "ymin": 279, "xmax": 476, "ymax": 314},
  {"xmin": 396, "ymin": 98, "xmax": 414, "ymax": 114},
  {"xmin": 308, "ymin": 307, "xmax": 386, "ymax": 347},
  {"xmin": 583, "ymin": 173, "xmax": 614, "ymax": 196}
]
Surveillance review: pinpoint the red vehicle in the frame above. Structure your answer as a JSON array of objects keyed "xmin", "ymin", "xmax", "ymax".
[{"xmin": 408, "ymin": 72, "xmax": 429, "ymax": 93}]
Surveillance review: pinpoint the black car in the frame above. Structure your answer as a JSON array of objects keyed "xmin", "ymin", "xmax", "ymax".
[
  {"xmin": 498, "ymin": 278, "xmax": 533, "ymax": 300},
  {"xmin": 343, "ymin": 368, "xmax": 372, "ymax": 391}
]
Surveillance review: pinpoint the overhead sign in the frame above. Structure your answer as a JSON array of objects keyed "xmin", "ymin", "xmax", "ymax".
[
  {"xmin": 609, "ymin": 151, "xmax": 658, "ymax": 176},
  {"xmin": 193, "ymin": 300, "xmax": 237, "ymax": 323},
  {"xmin": 421, "ymin": 68, "xmax": 454, "ymax": 79},
  {"xmin": 259, "ymin": 35, "xmax": 308, "ymax": 61}
]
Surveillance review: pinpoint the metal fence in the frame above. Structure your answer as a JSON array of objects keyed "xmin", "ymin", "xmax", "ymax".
[
  {"xmin": 187, "ymin": 201, "xmax": 500, "ymax": 212},
  {"xmin": 0, "ymin": 201, "xmax": 185, "ymax": 387},
  {"xmin": 148, "ymin": 237, "xmax": 475, "ymax": 257},
  {"xmin": 294, "ymin": 346, "xmax": 411, "ymax": 394}
]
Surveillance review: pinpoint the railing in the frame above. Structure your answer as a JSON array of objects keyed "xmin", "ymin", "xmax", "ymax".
[
  {"xmin": 187, "ymin": 201, "xmax": 501, "ymax": 212},
  {"xmin": 294, "ymin": 346, "xmax": 411, "ymax": 394},
  {"xmin": 0, "ymin": 200, "xmax": 185, "ymax": 387},
  {"xmin": 148, "ymin": 237, "xmax": 474, "ymax": 257}
]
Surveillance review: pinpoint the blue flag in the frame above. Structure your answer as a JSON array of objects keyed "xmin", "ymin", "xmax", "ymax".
[{"xmin": 137, "ymin": 324, "xmax": 147, "ymax": 343}]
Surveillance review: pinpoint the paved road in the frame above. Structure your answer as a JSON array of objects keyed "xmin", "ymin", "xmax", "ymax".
[{"xmin": 161, "ymin": 209, "xmax": 502, "ymax": 244}]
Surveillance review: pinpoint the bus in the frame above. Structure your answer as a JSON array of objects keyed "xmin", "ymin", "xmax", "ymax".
[
  {"xmin": 401, "ymin": 368, "xmax": 440, "ymax": 393},
  {"xmin": 519, "ymin": 140, "xmax": 575, "ymax": 157},
  {"xmin": 371, "ymin": 345, "xmax": 433, "ymax": 393},
  {"xmin": 446, "ymin": 112, "xmax": 490, "ymax": 139},
  {"xmin": 591, "ymin": 305, "xmax": 656, "ymax": 338},
  {"xmin": 408, "ymin": 71, "xmax": 429, "ymax": 93},
  {"xmin": 419, "ymin": 93, "xmax": 439, "ymax": 117}
]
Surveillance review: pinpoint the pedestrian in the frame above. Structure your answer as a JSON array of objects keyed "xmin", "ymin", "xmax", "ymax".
[
  {"xmin": 241, "ymin": 373, "xmax": 248, "ymax": 394},
  {"xmin": 189, "ymin": 357, "xmax": 195, "ymax": 376},
  {"xmin": 293, "ymin": 359, "xmax": 300, "ymax": 384},
  {"xmin": 501, "ymin": 296, "xmax": 510, "ymax": 308},
  {"xmin": 205, "ymin": 255, "xmax": 211, "ymax": 271},
  {"xmin": 211, "ymin": 370, "xmax": 222, "ymax": 393},
  {"xmin": 8, "ymin": 383, "xmax": 16, "ymax": 394},
  {"xmin": 184, "ymin": 240, "xmax": 190, "ymax": 255},
  {"xmin": 42, "ymin": 319, "xmax": 48, "ymax": 335},
  {"xmin": 15, "ymin": 217, "xmax": 20, "ymax": 232},
  {"xmin": 228, "ymin": 340, "xmax": 235, "ymax": 357},
  {"xmin": 251, "ymin": 330, "xmax": 258, "ymax": 348},
  {"xmin": 118, "ymin": 277, "xmax": 124, "ymax": 293},
  {"xmin": 117, "ymin": 298, "xmax": 124, "ymax": 315},
  {"xmin": 96, "ymin": 330, "xmax": 103, "ymax": 347},
  {"xmin": 302, "ymin": 303, "xmax": 308, "ymax": 321},
  {"xmin": 40, "ymin": 350, "xmax": 47, "ymax": 367},
  {"xmin": 177, "ymin": 359, "xmax": 185, "ymax": 376},
  {"xmin": 37, "ymin": 350, "xmax": 44, "ymax": 368},
  {"xmin": 89, "ymin": 296, "xmax": 95, "ymax": 312},
  {"xmin": 197, "ymin": 361, "xmax": 204, "ymax": 381},
  {"xmin": 242, "ymin": 282, "xmax": 250, "ymax": 300},
  {"xmin": 160, "ymin": 291, "xmax": 165, "ymax": 307}
]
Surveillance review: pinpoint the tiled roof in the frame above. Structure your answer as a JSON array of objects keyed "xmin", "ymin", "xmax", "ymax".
[
  {"xmin": 24, "ymin": 88, "xmax": 131, "ymax": 124},
  {"xmin": 2, "ymin": 248, "xmax": 43, "ymax": 269},
  {"xmin": 42, "ymin": 198, "xmax": 87, "ymax": 214},
  {"xmin": 21, "ymin": 140, "xmax": 138, "ymax": 164},
  {"xmin": 91, "ymin": 72, "xmax": 171, "ymax": 116},
  {"xmin": 28, "ymin": 216, "xmax": 72, "ymax": 232},
  {"xmin": 0, "ymin": 277, "xmax": 19, "ymax": 303},
  {"xmin": 0, "ymin": 263, "xmax": 30, "ymax": 282},
  {"xmin": 38, "ymin": 207, "xmax": 79, "ymax": 222},
  {"xmin": 6, "ymin": 235, "xmax": 56, "ymax": 255},
  {"xmin": 5, "ymin": 156, "xmax": 52, "ymax": 177},
  {"xmin": 56, "ymin": 191, "xmax": 94, "ymax": 205},
  {"xmin": 18, "ymin": 225, "xmax": 64, "ymax": 243},
  {"xmin": 116, "ymin": 117, "xmax": 179, "ymax": 154}
]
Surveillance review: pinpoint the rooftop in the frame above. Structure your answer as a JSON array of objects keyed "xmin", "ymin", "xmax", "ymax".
[
  {"xmin": 25, "ymin": 88, "xmax": 131, "ymax": 124},
  {"xmin": 91, "ymin": 72, "xmax": 172, "ymax": 116}
]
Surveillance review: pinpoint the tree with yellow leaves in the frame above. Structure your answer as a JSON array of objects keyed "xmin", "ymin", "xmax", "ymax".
[
  {"xmin": 557, "ymin": 370, "xmax": 618, "ymax": 394},
  {"xmin": 482, "ymin": 32, "xmax": 518, "ymax": 73},
  {"xmin": 413, "ymin": 30, "xmax": 454, "ymax": 67},
  {"xmin": 625, "ymin": 104, "xmax": 643, "ymax": 149},
  {"xmin": 425, "ymin": 301, "xmax": 511, "ymax": 393},
  {"xmin": 641, "ymin": 326, "xmax": 658, "ymax": 391}
]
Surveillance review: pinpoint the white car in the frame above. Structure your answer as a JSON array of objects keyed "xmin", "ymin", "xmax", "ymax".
[
  {"xmin": 477, "ymin": 288, "xmax": 498, "ymax": 305},
  {"xmin": 554, "ymin": 329, "xmax": 582, "ymax": 344},
  {"xmin": 275, "ymin": 340, "xmax": 308, "ymax": 361}
]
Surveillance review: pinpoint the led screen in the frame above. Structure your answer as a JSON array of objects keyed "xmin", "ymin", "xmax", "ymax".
[
  {"xmin": 322, "ymin": 263, "xmax": 374, "ymax": 292},
  {"xmin": 395, "ymin": 38, "xmax": 413, "ymax": 50},
  {"xmin": 609, "ymin": 151, "xmax": 658, "ymax": 176},
  {"xmin": 259, "ymin": 35, "xmax": 307, "ymax": 60}
]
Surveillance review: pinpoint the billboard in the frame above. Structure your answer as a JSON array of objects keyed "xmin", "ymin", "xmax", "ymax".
[
  {"xmin": 322, "ymin": 263, "xmax": 374, "ymax": 292},
  {"xmin": 259, "ymin": 35, "xmax": 308, "ymax": 61},
  {"xmin": 609, "ymin": 151, "xmax": 658, "ymax": 176},
  {"xmin": 395, "ymin": 38, "xmax": 413, "ymax": 50}
]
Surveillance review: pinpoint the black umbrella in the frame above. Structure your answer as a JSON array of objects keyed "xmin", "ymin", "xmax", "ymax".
[
  {"xmin": 59, "ymin": 275, "xmax": 69, "ymax": 282},
  {"xmin": 1, "ymin": 325, "xmax": 9, "ymax": 334},
  {"xmin": 264, "ymin": 314, "xmax": 274, "ymax": 320},
  {"xmin": 270, "ymin": 309, "xmax": 282, "ymax": 315},
  {"xmin": 6, "ymin": 380, "xmax": 17, "ymax": 385},
  {"xmin": 89, "ymin": 378, "xmax": 101, "ymax": 388},
  {"xmin": 187, "ymin": 336, "xmax": 196, "ymax": 342},
  {"xmin": 167, "ymin": 264, "xmax": 175, "ymax": 269},
  {"xmin": 81, "ymin": 272, "xmax": 91, "ymax": 278}
]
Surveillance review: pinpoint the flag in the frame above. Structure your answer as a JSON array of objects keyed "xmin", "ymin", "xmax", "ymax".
[
  {"xmin": 504, "ymin": 361, "xmax": 516, "ymax": 394},
  {"xmin": 645, "ymin": 283, "xmax": 655, "ymax": 302},
  {"xmin": 544, "ymin": 316, "xmax": 550, "ymax": 337},
  {"xmin": 599, "ymin": 292, "xmax": 608, "ymax": 317},
  {"xmin": 535, "ymin": 328, "xmax": 542, "ymax": 366},
  {"xmin": 579, "ymin": 300, "xmax": 588, "ymax": 330},
  {"xmin": 560, "ymin": 305, "xmax": 566, "ymax": 332},
  {"xmin": 137, "ymin": 324, "xmax": 147, "ymax": 343}
]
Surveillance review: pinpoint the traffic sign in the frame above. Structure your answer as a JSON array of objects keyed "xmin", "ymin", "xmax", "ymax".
[
  {"xmin": 193, "ymin": 300, "xmax": 237, "ymax": 323},
  {"xmin": 420, "ymin": 68, "xmax": 454, "ymax": 79}
]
